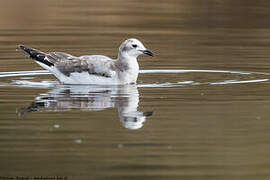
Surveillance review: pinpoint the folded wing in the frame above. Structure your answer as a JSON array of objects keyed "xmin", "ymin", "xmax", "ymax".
[
  {"xmin": 50, "ymin": 53, "xmax": 114, "ymax": 77},
  {"xmin": 19, "ymin": 45, "xmax": 116, "ymax": 78}
]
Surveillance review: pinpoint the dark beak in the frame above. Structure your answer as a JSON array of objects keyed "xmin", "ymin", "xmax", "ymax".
[{"xmin": 143, "ymin": 49, "xmax": 154, "ymax": 56}]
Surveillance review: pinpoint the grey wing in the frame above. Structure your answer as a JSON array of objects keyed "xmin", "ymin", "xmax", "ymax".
[
  {"xmin": 52, "ymin": 54, "xmax": 116, "ymax": 77},
  {"xmin": 79, "ymin": 55, "xmax": 112, "ymax": 61},
  {"xmin": 47, "ymin": 52, "xmax": 75, "ymax": 63}
]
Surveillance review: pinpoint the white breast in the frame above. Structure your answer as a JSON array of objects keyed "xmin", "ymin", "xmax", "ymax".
[
  {"xmin": 61, "ymin": 71, "xmax": 120, "ymax": 85},
  {"xmin": 117, "ymin": 59, "xmax": 139, "ymax": 84}
]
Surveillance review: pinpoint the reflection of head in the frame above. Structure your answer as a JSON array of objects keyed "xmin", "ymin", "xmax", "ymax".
[{"xmin": 120, "ymin": 111, "xmax": 153, "ymax": 130}]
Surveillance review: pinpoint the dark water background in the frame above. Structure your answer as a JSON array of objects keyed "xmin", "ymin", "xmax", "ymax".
[{"xmin": 1, "ymin": 0, "xmax": 270, "ymax": 179}]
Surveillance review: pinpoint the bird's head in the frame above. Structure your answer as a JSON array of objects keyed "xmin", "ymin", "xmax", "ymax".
[{"xmin": 118, "ymin": 38, "xmax": 154, "ymax": 59}]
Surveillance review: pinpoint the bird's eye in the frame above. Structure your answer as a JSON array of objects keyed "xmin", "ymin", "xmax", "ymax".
[{"xmin": 132, "ymin": 44, "xmax": 137, "ymax": 48}]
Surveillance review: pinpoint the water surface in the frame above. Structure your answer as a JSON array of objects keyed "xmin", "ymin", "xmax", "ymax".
[{"xmin": 1, "ymin": 0, "xmax": 270, "ymax": 179}]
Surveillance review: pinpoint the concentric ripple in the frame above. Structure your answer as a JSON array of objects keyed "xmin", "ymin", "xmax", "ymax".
[{"xmin": 0, "ymin": 69, "xmax": 268, "ymax": 88}]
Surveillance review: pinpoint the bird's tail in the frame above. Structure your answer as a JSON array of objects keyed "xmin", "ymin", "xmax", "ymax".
[{"xmin": 19, "ymin": 45, "xmax": 54, "ymax": 67}]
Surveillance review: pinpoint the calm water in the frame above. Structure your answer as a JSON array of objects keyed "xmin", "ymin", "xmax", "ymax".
[{"xmin": 1, "ymin": 0, "xmax": 270, "ymax": 179}]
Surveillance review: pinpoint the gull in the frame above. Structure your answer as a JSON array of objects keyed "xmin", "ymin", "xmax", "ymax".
[{"xmin": 19, "ymin": 38, "xmax": 154, "ymax": 84}]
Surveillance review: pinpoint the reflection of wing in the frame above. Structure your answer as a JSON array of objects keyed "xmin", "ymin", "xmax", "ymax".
[{"xmin": 17, "ymin": 85, "xmax": 153, "ymax": 130}]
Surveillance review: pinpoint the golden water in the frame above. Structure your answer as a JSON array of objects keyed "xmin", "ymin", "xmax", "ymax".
[{"xmin": 1, "ymin": 0, "xmax": 270, "ymax": 179}]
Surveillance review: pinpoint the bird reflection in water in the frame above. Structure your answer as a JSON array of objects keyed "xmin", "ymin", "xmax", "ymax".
[{"xmin": 18, "ymin": 84, "xmax": 153, "ymax": 130}]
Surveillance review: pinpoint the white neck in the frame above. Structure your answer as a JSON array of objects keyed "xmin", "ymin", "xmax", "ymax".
[
  {"xmin": 118, "ymin": 51, "xmax": 138, "ymax": 61},
  {"xmin": 116, "ymin": 52, "xmax": 139, "ymax": 84}
]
